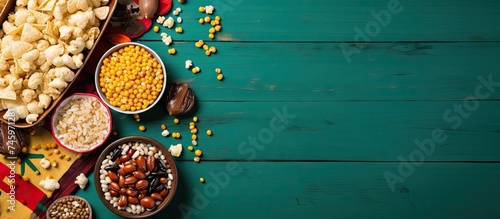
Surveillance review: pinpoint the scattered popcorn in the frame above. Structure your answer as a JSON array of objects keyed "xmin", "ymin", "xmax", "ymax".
[
  {"xmin": 156, "ymin": 16, "xmax": 166, "ymax": 24},
  {"xmin": 161, "ymin": 33, "xmax": 173, "ymax": 46},
  {"xmin": 74, "ymin": 173, "xmax": 88, "ymax": 189},
  {"xmin": 163, "ymin": 17, "xmax": 175, "ymax": 28},
  {"xmin": 39, "ymin": 177, "xmax": 60, "ymax": 191},
  {"xmin": 173, "ymin": 10, "xmax": 179, "ymax": 16},
  {"xmin": 177, "ymin": 17, "xmax": 183, "ymax": 24},
  {"xmin": 169, "ymin": 143, "xmax": 183, "ymax": 157},
  {"xmin": 176, "ymin": 7, "xmax": 182, "ymax": 13},
  {"xmin": 40, "ymin": 158, "xmax": 51, "ymax": 169},
  {"xmin": 161, "ymin": 129, "xmax": 170, "ymax": 137},
  {"xmin": 205, "ymin": 5, "xmax": 215, "ymax": 14},
  {"xmin": 185, "ymin": 60, "xmax": 193, "ymax": 69}
]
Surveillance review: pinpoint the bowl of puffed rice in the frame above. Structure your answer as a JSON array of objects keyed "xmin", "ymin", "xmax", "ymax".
[{"xmin": 51, "ymin": 93, "xmax": 112, "ymax": 153}]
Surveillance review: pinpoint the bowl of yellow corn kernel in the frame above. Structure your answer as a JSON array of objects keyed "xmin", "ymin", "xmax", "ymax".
[{"xmin": 95, "ymin": 42, "xmax": 167, "ymax": 114}]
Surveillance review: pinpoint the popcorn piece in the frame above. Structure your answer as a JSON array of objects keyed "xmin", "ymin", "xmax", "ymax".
[
  {"xmin": 161, "ymin": 129, "xmax": 170, "ymax": 137},
  {"xmin": 173, "ymin": 10, "xmax": 179, "ymax": 16},
  {"xmin": 39, "ymin": 177, "xmax": 60, "ymax": 191},
  {"xmin": 26, "ymin": 114, "xmax": 39, "ymax": 124},
  {"xmin": 205, "ymin": 5, "xmax": 215, "ymax": 14},
  {"xmin": 74, "ymin": 173, "xmax": 88, "ymax": 189},
  {"xmin": 162, "ymin": 17, "xmax": 174, "ymax": 28},
  {"xmin": 40, "ymin": 158, "xmax": 51, "ymax": 169},
  {"xmin": 185, "ymin": 60, "xmax": 192, "ymax": 69},
  {"xmin": 168, "ymin": 143, "xmax": 182, "ymax": 157},
  {"xmin": 156, "ymin": 16, "xmax": 166, "ymax": 24},
  {"xmin": 161, "ymin": 33, "xmax": 172, "ymax": 46}
]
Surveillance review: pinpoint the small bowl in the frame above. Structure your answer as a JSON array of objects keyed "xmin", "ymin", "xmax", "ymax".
[
  {"xmin": 94, "ymin": 136, "xmax": 178, "ymax": 218},
  {"xmin": 46, "ymin": 195, "xmax": 92, "ymax": 219},
  {"xmin": 95, "ymin": 42, "xmax": 167, "ymax": 114},
  {"xmin": 51, "ymin": 93, "xmax": 112, "ymax": 153}
]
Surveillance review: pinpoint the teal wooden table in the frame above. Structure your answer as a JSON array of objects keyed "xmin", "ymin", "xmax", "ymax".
[{"xmin": 77, "ymin": 0, "xmax": 500, "ymax": 218}]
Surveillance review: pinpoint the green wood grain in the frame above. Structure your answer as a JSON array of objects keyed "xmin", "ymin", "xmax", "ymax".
[
  {"xmin": 135, "ymin": 41, "xmax": 500, "ymax": 101},
  {"xmin": 111, "ymin": 101, "xmax": 500, "ymax": 161},
  {"xmin": 78, "ymin": 162, "xmax": 500, "ymax": 219},
  {"xmin": 139, "ymin": 0, "xmax": 500, "ymax": 42}
]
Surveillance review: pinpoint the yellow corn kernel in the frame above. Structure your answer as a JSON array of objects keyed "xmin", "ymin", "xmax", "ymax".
[
  {"xmin": 168, "ymin": 48, "xmax": 177, "ymax": 55},
  {"xmin": 31, "ymin": 145, "xmax": 38, "ymax": 150},
  {"xmin": 209, "ymin": 46, "xmax": 217, "ymax": 53},
  {"xmin": 194, "ymin": 156, "xmax": 200, "ymax": 162},
  {"xmin": 199, "ymin": 177, "xmax": 205, "ymax": 183},
  {"xmin": 191, "ymin": 128, "xmax": 198, "ymax": 134},
  {"xmin": 65, "ymin": 155, "xmax": 71, "ymax": 161},
  {"xmin": 209, "ymin": 27, "xmax": 215, "ymax": 34},
  {"xmin": 175, "ymin": 27, "xmax": 183, "ymax": 33},
  {"xmin": 195, "ymin": 42, "xmax": 202, "ymax": 48},
  {"xmin": 21, "ymin": 147, "xmax": 27, "ymax": 153},
  {"xmin": 139, "ymin": 125, "xmax": 146, "ymax": 131},
  {"xmin": 204, "ymin": 16, "xmax": 211, "ymax": 23},
  {"xmin": 188, "ymin": 146, "xmax": 194, "ymax": 151},
  {"xmin": 205, "ymin": 50, "xmax": 211, "ymax": 56},
  {"xmin": 198, "ymin": 6, "xmax": 205, "ymax": 13},
  {"xmin": 153, "ymin": 26, "xmax": 160, "ymax": 32},
  {"xmin": 16, "ymin": 158, "xmax": 21, "ymax": 164},
  {"xmin": 133, "ymin": 114, "xmax": 140, "ymax": 119},
  {"xmin": 214, "ymin": 20, "xmax": 220, "ymax": 25},
  {"xmin": 41, "ymin": 144, "xmax": 48, "ymax": 150},
  {"xmin": 22, "ymin": 176, "xmax": 29, "ymax": 182},
  {"xmin": 215, "ymin": 16, "xmax": 221, "ymax": 21},
  {"xmin": 174, "ymin": 118, "xmax": 179, "ymax": 124},
  {"xmin": 215, "ymin": 25, "xmax": 222, "ymax": 32},
  {"xmin": 208, "ymin": 33, "xmax": 215, "ymax": 39},
  {"xmin": 194, "ymin": 149, "xmax": 202, "ymax": 157},
  {"xmin": 198, "ymin": 18, "xmax": 205, "ymax": 24},
  {"xmin": 50, "ymin": 143, "xmax": 57, "ymax": 148},
  {"xmin": 217, "ymin": 74, "xmax": 224, "ymax": 81},
  {"xmin": 206, "ymin": 129, "xmax": 213, "ymax": 136},
  {"xmin": 203, "ymin": 44, "xmax": 209, "ymax": 50},
  {"xmin": 192, "ymin": 135, "xmax": 197, "ymax": 140},
  {"xmin": 59, "ymin": 154, "xmax": 65, "ymax": 159},
  {"xmin": 47, "ymin": 151, "xmax": 53, "ymax": 156},
  {"xmin": 54, "ymin": 149, "xmax": 60, "ymax": 154},
  {"xmin": 215, "ymin": 68, "xmax": 221, "ymax": 74},
  {"xmin": 161, "ymin": 124, "xmax": 167, "ymax": 130},
  {"xmin": 210, "ymin": 20, "xmax": 216, "ymax": 26},
  {"xmin": 193, "ymin": 116, "xmax": 198, "ymax": 122}
]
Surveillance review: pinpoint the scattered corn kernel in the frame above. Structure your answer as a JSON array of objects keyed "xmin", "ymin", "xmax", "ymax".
[
  {"xmin": 215, "ymin": 68, "xmax": 221, "ymax": 74},
  {"xmin": 215, "ymin": 16, "xmax": 221, "ymax": 21},
  {"xmin": 193, "ymin": 116, "xmax": 199, "ymax": 122},
  {"xmin": 194, "ymin": 156, "xmax": 200, "ymax": 162},
  {"xmin": 59, "ymin": 154, "xmax": 65, "ymax": 159},
  {"xmin": 215, "ymin": 25, "xmax": 222, "ymax": 32},
  {"xmin": 209, "ymin": 46, "xmax": 217, "ymax": 53},
  {"xmin": 153, "ymin": 25, "xmax": 160, "ymax": 32},
  {"xmin": 174, "ymin": 118, "xmax": 180, "ymax": 124},
  {"xmin": 41, "ymin": 144, "xmax": 48, "ymax": 150},
  {"xmin": 192, "ymin": 135, "xmax": 197, "ymax": 140},
  {"xmin": 161, "ymin": 124, "xmax": 167, "ymax": 130},
  {"xmin": 35, "ymin": 170, "xmax": 40, "ymax": 175},
  {"xmin": 50, "ymin": 143, "xmax": 57, "ymax": 148},
  {"xmin": 22, "ymin": 176, "xmax": 29, "ymax": 181},
  {"xmin": 210, "ymin": 20, "xmax": 216, "ymax": 26},
  {"xmin": 54, "ymin": 149, "xmax": 60, "ymax": 154},
  {"xmin": 168, "ymin": 48, "xmax": 177, "ymax": 55},
  {"xmin": 203, "ymin": 44, "xmax": 209, "ymax": 50},
  {"xmin": 133, "ymin": 114, "xmax": 140, "ymax": 119},
  {"xmin": 189, "ymin": 122, "xmax": 195, "ymax": 126},
  {"xmin": 192, "ymin": 66, "xmax": 201, "ymax": 74},
  {"xmin": 21, "ymin": 147, "xmax": 27, "ymax": 153},
  {"xmin": 175, "ymin": 26, "xmax": 183, "ymax": 33},
  {"xmin": 47, "ymin": 151, "xmax": 53, "ymax": 156},
  {"xmin": 188, "ymin": 146, "xmax": 194, "ymax": 151},
  {"xmin": 65, "ymin": 155, "xmax": 71, "ymax": 161},
  {"xmin": 209, "ymin": 27, "xmax": 215, "ymax": 34},
  {"xmin": 204, "ymin": 16, "xmax": 211, "ymax": 23},
  {"xmin": 206, "ymin": 129, "xmax": 213, "ymax": 136},
  {"xmin": 31, "ymin": 145, "xmax": 38, "ymax": 150},
  {"xmin": 198, "ymin": 18, "xmax": 204, "ymax": 24},
  {"xmin": 16, "ymin": 158, "xmax": 21, "ymax": 164},
  {"xmin": 217, "ymin": 74, "xmax": 224, "ymax": 81},
  {"xmin": 191, "ymin": 128, "xmax": 198, "ymax": 134},
  {"xmin": 194, "ymin": 149, "xmax": 202, "ymax": 156},
  {"xmin": 208, "ymin": 33, "xmax": 215, "ymax": 39},
  {"xmin": 139, "ymin": 125, "xmax": 146, "ymax": 131},
  {"xmin": 198, "ymin": 6, "xmax": 205, "ymax": 13},
  {"xmin": 136, "ymin": 118, "xmax": 141, "ymax": 122},
  {"xmin": 205, "ymin": 50, "xmax": 211, "ymax": 56},
  {"xmin": 199, "ymin": 177, "xmax": 205, "ymax": 183}
]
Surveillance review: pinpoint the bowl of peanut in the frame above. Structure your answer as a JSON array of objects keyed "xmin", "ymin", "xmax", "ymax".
[
  {"xmin": 95, "ymin": 42, "xmax": 167, "ymax": 114},
  {"xmin": 94, "ymin": 136, "xmax": 178, "ymax": 218}
]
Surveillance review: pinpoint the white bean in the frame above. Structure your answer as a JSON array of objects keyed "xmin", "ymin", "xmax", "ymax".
[
  {"xmin": 168, "ymin": 173, "xmax": 174, "ymax": 180},
  {"xmin": 100, "ymin": 175, "xmax": 105, "ymax": 180},
  {"xmin": 122, "ymin": 145, "xmax": 130, "ymax": 155},
  {"xmin": 166, "ymin": 169, "xmax": 172, "ymax": 173},
  {"xmin": 147, "ymin": 151, "xmax": 154, "ymax": 156},
  {"xmin": 126, "ymin": 206, "xmax": 132, "ymax": 213},
  {"xmin": 105, "ymin": 176, "xmax": 112, "ymax": 183},
  {"xmin": 105, "ymin": 196, "xmax": 111, "ymax": 201},
  {"xmin": 167, "ymin": 180, "xmax": 172, "ymax": 186},
  {"xmin": 104, "ymin": 192, "xmax": 111, "ymax": 197},
  {"xmin": 110, "ymin": 199, "xmax": 116, "ymax": 204},
  {"xmin": 100, "ymin": 180, "xmax": 108, "ymax": 184},
  {"xmin": 132, "ymin": 150, "xmax": 140, "ymax": 159},
  {"xmin": 160, "ymin": 155, "xmax": 165, "ymax": 160}
]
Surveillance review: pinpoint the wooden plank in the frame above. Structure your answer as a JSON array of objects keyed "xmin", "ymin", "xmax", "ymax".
[
  {"xmin": 112, "ymin": 101, "xmax": 500, "ymax": 161},
  {"xmin": 77, "ymin": 162, "xmax": 500, "ymax": 219},
  {"xmin": 137, "ymin": 41, "xmax": 500, "ymax": 101},
  {"xmin": 139, "ymin": 0, "xmax": 500, "ymax": 42}
]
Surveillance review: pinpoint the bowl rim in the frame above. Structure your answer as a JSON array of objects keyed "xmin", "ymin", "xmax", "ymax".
[
  {"xmin": 46, "ymin": 195, "xmax": 93, "ymax": 219},
  {"xmin": 93, "ymin": 136, "xmax": 178, "ymax": 218},
  {"xmin": 50, "ymin": 93, "xmax": 113, "ymax": 153},
  {"xmin": 94, "ymin": 42, "xmax": 167, "ymax": 114}
]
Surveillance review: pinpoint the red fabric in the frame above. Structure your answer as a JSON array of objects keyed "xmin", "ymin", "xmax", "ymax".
[{"xmin": 0, "ymin": 163, "xmax": 45, "ymax": 211}]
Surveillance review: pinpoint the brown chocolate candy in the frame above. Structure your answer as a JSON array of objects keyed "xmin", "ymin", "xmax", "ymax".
[
  {"xmin": 166, "ymin": 83, "xmax": 195, "ymax": 115},
  {"xmin": 0, "ymin": 122, "xmax": 25, "ymax": 157}
]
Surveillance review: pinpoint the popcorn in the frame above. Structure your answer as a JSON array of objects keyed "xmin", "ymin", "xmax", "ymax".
[
  {"xmin": 161, "ymin": 33, "xmax": 173, "ymax": 46},
  {"xmin": 74, "ymin": 173, "xmax": 88, "ymax": 189},
  {"xmin": 162, "ymin": 17, "xmax": 175, "ymax": 28},
  {"xmin": 168, "ymin": 143, "xmax": 183, "ymax": 157},
  {"xmin": 156, "ymin": 16, "xmax": 166, "ymax": 24},
  {"xmin": 39, "ymin": 177, "xmax": 60, "ymax": 191},
  {"xmin": 40, "ymin": 158, "xmax": 51, "ymax": 169},
  {"xmin": 205, "ymin": 5, "xmax": 215, "ymax": 14},
  {"xmin": 185, "ymin": 60, "xmax": 193, "ymax": 69}
]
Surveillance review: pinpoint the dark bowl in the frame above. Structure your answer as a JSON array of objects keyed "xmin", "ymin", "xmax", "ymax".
[
  {"xmin": 46, "ymin": 195, "xmax": 93, "ymax": 219},
  {"xmin": 93, "ymin": 136, "xmax": 178, "ymax": 218}
]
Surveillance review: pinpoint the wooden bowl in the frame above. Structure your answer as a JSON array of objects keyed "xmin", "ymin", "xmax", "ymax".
[
  {"xmin": 46, "ymin": 195, "xmax": 93, "ymax": 219},
  {"xmin": 0, "ymin": 0, "xmax": 118, "ymax": 128},
  {"xmin": 93, "ymin": 136, "xmax": 178, "ymax": 218}
]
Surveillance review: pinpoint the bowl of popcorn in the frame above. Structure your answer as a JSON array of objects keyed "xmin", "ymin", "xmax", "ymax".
[
  {"xmin": 51, "ymin": 93, "xmax": 112, "ymax": 153},
  {"xmin": 94, "ymin": 136, "xmax": 178, "ymax": 218},
  {"xmin": 46, "ymin": 195, "xmax": 92, "ymax": 219},
  {"xmin": 95, "ymin": 42, "xmax": 167, "ymax": 114}
]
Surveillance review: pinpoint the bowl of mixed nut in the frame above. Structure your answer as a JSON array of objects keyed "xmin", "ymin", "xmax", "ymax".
[
  {"xmin": 95, "ymin": 42, "xmax": 167, "ymax": 114},
  {"xmin": 94, "ymin": 136, "xmax": 178, "ymax": 218},
  {"xmin": 46, "ymin": 195, "xmax": 92, "ymax": 219}
]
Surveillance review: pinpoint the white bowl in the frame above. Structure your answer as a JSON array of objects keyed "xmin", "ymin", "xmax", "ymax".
[
  {"xmin": 95, "ymin": 42, "xmax": 167, "ymax": 114},
  {"xmin": 51, "ymin": 93, "xmax": 112, "ymax": 153}
]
